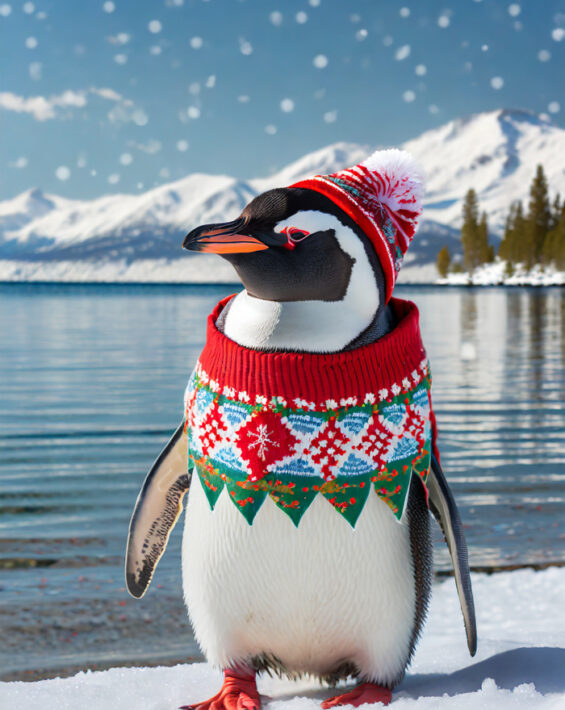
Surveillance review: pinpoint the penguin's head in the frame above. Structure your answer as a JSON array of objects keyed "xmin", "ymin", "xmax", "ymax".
[{"xmin": 183, "ymin": 149, "xmax": 424, "ymax": 314}]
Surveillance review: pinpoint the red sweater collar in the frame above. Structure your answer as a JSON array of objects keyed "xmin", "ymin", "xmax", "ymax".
[{"xmin": 198, "ymin": 296, "xmax": 427, "ymax": 404}]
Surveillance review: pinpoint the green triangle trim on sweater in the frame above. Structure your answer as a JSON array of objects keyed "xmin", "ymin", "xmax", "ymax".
[{"xmin": 186, "ymin": 371, "xmax": 433, "ymax": 527}]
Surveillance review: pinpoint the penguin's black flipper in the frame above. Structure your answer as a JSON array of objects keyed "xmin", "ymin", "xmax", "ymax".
[
  {"xmin": 428, "ymin": 453, "xmax": 477, "ymax": 656},
  {"xmin": 125, "ymin": 422, "xmax": 191, "ymax": 599}
]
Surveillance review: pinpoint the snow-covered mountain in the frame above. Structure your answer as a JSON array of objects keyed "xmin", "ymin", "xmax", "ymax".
[{"xmin": 1, "ymin": 109, "xmax": 564, "ymax": 283}]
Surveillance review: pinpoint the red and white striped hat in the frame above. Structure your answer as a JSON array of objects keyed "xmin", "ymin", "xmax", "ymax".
[{"xmin": 290, "ymin": 149, "xmax": 424, "ymax": 303}]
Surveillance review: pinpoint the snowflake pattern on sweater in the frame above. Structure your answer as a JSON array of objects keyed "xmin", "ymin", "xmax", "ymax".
[{"xmin": 184, "ymin": 359, "xmax": 433, "ymax": 527}]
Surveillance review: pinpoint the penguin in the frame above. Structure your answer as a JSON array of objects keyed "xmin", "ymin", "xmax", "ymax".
[{"xmin": 125, "ymin": 149, "xmax": 476, "ymax": 710}]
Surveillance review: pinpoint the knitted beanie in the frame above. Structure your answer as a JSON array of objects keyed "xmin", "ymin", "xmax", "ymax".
[{"xmin": 290, "ymin": 149, "xmax": 424, "ymax": 303}]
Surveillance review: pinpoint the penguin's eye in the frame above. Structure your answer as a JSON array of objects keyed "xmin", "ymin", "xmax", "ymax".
[{"xmin": 279, "ymin": 226, "xmax": 311, "ymax": 249}]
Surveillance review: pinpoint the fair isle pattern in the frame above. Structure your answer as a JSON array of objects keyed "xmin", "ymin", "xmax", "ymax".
[
  {"xmin": 184, "ymin": 359, "xmax": 433, "ymax": 527},
  {"xmin": 312, "ymin": 163, "xmax": 420, "ymax": 276}
]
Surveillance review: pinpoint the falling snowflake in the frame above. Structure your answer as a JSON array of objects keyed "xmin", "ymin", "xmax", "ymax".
[
  {"xmin": 538, "ymin": 49, "xmax": 551, "ymax": 62},
  {"xmin": 148, "ymin": 20, "xmax": 162, "ymax": 33},
  {"xmin": 25, "ymin": 37, "xmax": 38, "ymax": 49},
  {"xmin": 490, "ymin": 76, "xmax": 504, "ymax": 89},
  {"xmin": 0, "ymin": 4, "xmax": 12, "ymax": 16},
  {"xmin": 190, "ymin": 36, "xmax": 203, "ymax": 49},
  {"xmin": 403, "ymin": 90, "xmax": 416, "ymax": 103},
  {"xmin": 177, "ymin": 139, "xmax": 189, "ymax": 151},
  {"xmin": 400, "ymin": 7, "xmax": 410, "ymax": 17},
  {"xmin": 548, "ymin": 101, "xmax": 561, "ymax": 113},
  {"xmin": 313, "ymin": 54, "xmax": 328, "ymax": 68},
  {"xmin": 356, "ymin": 28, "xmax": 368, "ymax": 41},
  {"xmin": 108, "ymin": 173, "xmax": 120, "ymax": 184},
  {"xmin": 23, "ymin": 2, "xmax": 34, "ymax": 13},
  {"xmin": 437, "ymin": 13, "xmax": 450, "ymax": 28},
  {"xmin": 552, "ymin": 28, "xmax": 565, "ymax": 42},
  {"xmin": 187, "ymin": 106, "xmax": 200, "ymax": 119},
  {"xmin": 55, "ymin": 166, "xmax": 70, "ymax": 181},
  {"xmin": 395, "ymin": 44, "xmax": 411, "ymax": 61},
  {"xmin": 102, "ymin": 1, "xmax": 115, "ymax": 13},
  {"xmin": 508, "ymin": 3, "xmax": 521, "ymax": 16},
  {"xmin": 114, "ymin": 53, "xmax": 128, "ymax": 64},
  {"xmin": 29, "ymin": 62, "xmax": 42, "ymax": 80},
  {"xmin": 119, "ymin": 153, "xmax": 133, "ymax": 165},
  {"xmin": 265, "ymin": 124, "xmax": 277, "ymax": 135},
  {"xmin": 239, "ymin": 38, "xmax": 253, "ymax": 55},
  {"xmin": 296, "ymin": 11, "xmax": 308, "ymax": 23},
  {"xmin": 323, "ymin": 110, "xmax": 337, "ymax": 123},
  {"xmin": 415, "ymin": 64, "xmax": 427, "ymax": 76},
  {"xmin": 280, "ymin": 98, "xmax": 295, "ymax": 112},
  {"xmin": 269, "ymin": 10, "xmax": 283, "ymax": 26}
]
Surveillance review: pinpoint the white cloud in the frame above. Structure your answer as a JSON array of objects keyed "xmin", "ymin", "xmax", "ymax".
[
  {"xmin": 91, "ymin": 87, "xmax": 124, "ymax": 101},
  {"xmin": 0, "ymin": 90, "xmax": 87, "ymax": 120}
]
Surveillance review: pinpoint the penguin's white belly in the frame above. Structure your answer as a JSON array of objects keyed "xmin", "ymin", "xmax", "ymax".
[{"xmin": 182, "ymin": 475, "xmax": 416, "ymax": 684}]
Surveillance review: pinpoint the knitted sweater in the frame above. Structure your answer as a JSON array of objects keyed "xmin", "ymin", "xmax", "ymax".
[{"xmin": 184, "ymin": 296, "xmax": 438, "ymax": 527}]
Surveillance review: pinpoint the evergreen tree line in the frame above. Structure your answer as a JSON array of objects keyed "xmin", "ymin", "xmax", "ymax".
[{"xmin": 436, "ymin": 165, "xmax": 565, "ymax": 277}]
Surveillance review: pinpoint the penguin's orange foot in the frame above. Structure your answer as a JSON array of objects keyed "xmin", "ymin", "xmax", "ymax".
[
  {"xmin": 180, "ymin": 668, "xmax": 260, "ymax": 710},
  {"xmin": 321, "ymin": 682, "xmax": 392, "ymax": 708}
]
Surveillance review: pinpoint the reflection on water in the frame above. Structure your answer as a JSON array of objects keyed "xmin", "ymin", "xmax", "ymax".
[{"xmin": 0, "ymin": 284, "xmax": 563, "ymax": 677}]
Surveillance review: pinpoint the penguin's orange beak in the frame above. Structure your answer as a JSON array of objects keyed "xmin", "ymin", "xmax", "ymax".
[{"xmin": 183, "ymin": 218, "xmax": 269, "ymax": 254}]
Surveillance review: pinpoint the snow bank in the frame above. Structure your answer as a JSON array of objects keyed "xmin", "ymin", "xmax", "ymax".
[
  {"xmin": 440, "ymin": 261, "xmax": 565, "ymax": 287},
  {"xmin": 2, "ymin": 566, "xmax": 564, "ymax": 709}
]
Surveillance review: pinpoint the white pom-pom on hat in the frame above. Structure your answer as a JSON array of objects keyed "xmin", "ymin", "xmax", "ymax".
[{"xmin": 361, "ymin": 148, "xmax": 424, "ymax": 236}]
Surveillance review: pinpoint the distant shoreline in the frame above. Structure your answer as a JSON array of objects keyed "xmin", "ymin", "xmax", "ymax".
[{"xmin": 1, "ymin": 280, "xmax": 563, "ymax": 289}]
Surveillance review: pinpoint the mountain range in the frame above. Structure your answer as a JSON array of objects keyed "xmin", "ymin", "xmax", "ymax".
[{"xmin": 1, "ymin": 109, "xmax": 564, "ymax": 283}]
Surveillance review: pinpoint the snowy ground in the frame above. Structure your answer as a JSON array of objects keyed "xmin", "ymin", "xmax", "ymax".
[
  {"xmin": 440, "ymin": 261, "xmax": 565, "ymax": 287},
  {"xmin": 2, "ymin": 566, "xmax": 564, "ymax": 709}
]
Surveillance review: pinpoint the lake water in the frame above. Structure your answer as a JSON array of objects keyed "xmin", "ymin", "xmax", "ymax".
[{"xmin": 1, "ymin": 284, "xmax": 564, "ymax": 680}]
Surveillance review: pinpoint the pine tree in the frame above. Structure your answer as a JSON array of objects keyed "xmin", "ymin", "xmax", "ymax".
[
  {"xmin": 461, "ymin": 189, "xmax": 481, "ymax": 272},
  {"xmin": 436, "ymin": 245, "xmax": 451, "ymax": 277},
  {"xmin": 525, "ymin": 165, "xmax": 551, "ymax": 267},
  {"xmin": 543, "ymin": 208, "xmax": 565, "ymax": 269},
  {"xmin": 549, "ymin": 194, "xmax": 561, "ymax": 231},
  {"xmin": 499, "ymin": 201, "xmax": 526, "ymax": 264},
  {"xmin": 478, "ymin": 211, "xmax": 493, "ymax": 263}
]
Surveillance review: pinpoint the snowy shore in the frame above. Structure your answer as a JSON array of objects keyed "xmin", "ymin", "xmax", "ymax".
[
  {"xmin": 2, "ymin": 566, "xmax": 564, "ymax": 709},
  {"xmin": 1, "ymin": 257, "xmax": 563, "ymax": 286}
]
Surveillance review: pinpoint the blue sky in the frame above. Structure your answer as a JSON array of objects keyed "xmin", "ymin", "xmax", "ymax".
[{"xmin": 1, "ymin": 0, "xmax": 564, "ymax": 200}]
